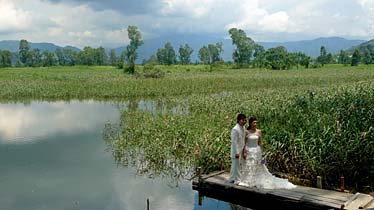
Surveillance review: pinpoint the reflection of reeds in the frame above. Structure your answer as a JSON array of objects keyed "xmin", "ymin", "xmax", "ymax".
[{"xmin": 104, "ymin": 78, "xmax": 373, "ymax": 192}]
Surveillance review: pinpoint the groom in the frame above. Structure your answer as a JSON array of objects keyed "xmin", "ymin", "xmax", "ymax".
[{"xmin": 228, "ymin": 113, "xmax": 247, "ymax": 184}]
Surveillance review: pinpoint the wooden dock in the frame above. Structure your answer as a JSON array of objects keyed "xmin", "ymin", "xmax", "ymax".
[{"xmin": 192, "ymin": 171, "xmax": 374, "ymax": 210}]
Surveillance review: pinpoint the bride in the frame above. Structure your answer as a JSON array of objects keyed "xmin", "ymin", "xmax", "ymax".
[{"xmin": 239, "ymin": 116, "xmax": 296, "ymax": 189}]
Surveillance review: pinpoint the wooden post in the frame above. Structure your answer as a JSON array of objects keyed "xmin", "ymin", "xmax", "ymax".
[
  {"xmin": 340, "ymin": 176, "xmax": 345, "ymax": 192},
  {"xmin": 317, "ymin": 176, "xmax": 322, "ymax": 189},
  {"xmin": 198, "ymin": 192, "xmax": 203, "ymax": 206},
  {"xmin": 147, "ymin": 198, "xmax": 149, "ymax": 210},
  {"xmin": 197, "ymin": 167, "xmax": 202, "ymax": 183}
]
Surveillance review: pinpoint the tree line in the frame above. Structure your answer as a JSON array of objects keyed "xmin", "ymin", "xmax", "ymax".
[{"xmin": 1, "ymin": 26, "xmax": 372, "ymax": 70}]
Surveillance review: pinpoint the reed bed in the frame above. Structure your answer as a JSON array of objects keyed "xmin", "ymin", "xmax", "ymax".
[
  {"xmin": 0, "ymin": 65, "xmax": 373, "ymax": 101},
  {"xmin": 104, "ymin": 83, "xmax": 373, "ymax": 190},
  {"xmin": 1, "ymin": 65, "xmax": 373, "ymax": 191},
  {"xmin": 101, "ymin": 66, "xmax": 373, "ymax": 191}
]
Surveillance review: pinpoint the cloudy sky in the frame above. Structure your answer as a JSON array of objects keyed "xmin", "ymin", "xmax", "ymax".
[{"xmin": 1, "ymin": 0, "xmax": 374, "ymax": 48}]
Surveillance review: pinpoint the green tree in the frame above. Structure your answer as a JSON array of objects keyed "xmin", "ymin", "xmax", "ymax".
[
  {"xmin": 263, "ymin": 46, "xmax": 291, "ymax": 70},
  {"xmin": 123, "ymin": 25, "xmax": 144, "ymax": 74},
  {"xmin": 156, "ymin": 42, "xmax": 176, "ymax": 65},
  {"xmin": 42, "ymin": 51, "xmax": 57, "ymax": 67},
  {"xmin": 316, "ymin": 46, "xmax": 333, "ymax": 65},
  {"xmin": 198, "ymin": 46, "xmax": 210, "ymax": 64},
  {"xmin": 109, "ymin": 49, "xmax": 117, "ymax": 66},
  {"xmin": 95, "ymin": 47, "xmax": 107, "ymax": 65},
  {"xmin": 363, "ymin": 48, "xmax": 372, "ymax": 65},
  {"xmin": 338, "ymin": 50, "xmax": 350, "ymax": 65},
  {"xmin": 208, "ymin": 42, "xmax": 223, "ymax": 63},
  {"xmin": 252, "ymin": 52, "xmax": 266, "ymax": 68},
  {"xmin": 63, "ymin": 48, "xmax": 77, "ymax": 66},
  {"xmin": 228, "ymin": 28, "xmax": 255, "ymax": 67},
  {"xmin": 28, "ymin": 49, "xmax": 42, "ymax": 67},
  {"xmin": 55, "ymin": 48, "xmax": 65, "ymax": 65},
  {"xmin": 78, "ymin": 47, "xmax": 95, "ymax": 65},
  {"xmin": 164, "ymin": 42, "xmax": 176, "ymax": 65},
  {"xmin": 178, "ymin": 44, "xmax": 194, "ymax": 65},
  {"xmin": 156, "ymin": 48, "xmax": 167, "ymax": 65},
  {"xmin": 253, "ymin": 44, "xmax": 265, "ymax": 59},
  {"xmin": 19, "ymin": 39, "xmax": 30, "ymax": 65},
  {"xmin": 198, "ymin": 43, "xmax": 223, "ymax": 64},
  {"xmin": 292, "ymin": 52, "xmax": 311, "ymax": 68},
  {"xmin": 0, "ymin": 50, "xmax": 12, "ymax": 67},
  {"xmin": 351, "ymin": 49, "xmax": 361, "ymax": 66}
]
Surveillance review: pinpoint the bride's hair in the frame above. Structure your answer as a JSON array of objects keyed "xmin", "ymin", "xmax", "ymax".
[{"xmin": 247, "ymin": 116, "xmax": 257, "ymax": 129}]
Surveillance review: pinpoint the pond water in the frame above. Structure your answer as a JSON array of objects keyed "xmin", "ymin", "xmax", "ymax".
[{"xmin": 0, "ymin": 100, "xmax": 248, "ymax": 210}]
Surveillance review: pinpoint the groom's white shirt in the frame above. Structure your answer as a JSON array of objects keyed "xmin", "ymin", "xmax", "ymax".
[{"xmin": 231, "ymin": 123, "xmax": 245, "ymax": 158}]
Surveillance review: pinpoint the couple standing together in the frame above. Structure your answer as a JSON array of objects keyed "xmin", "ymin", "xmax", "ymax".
[{"xmin": 228, "ymin": 114, "xmax": 296, "ymax": 189}]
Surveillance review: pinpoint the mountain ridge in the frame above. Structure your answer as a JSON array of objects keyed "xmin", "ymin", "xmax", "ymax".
[
  {"xmin": 0, "ymin": 40, "xmax": 80, "ymax": 53},
  {"xmin": 0, "ymin": 37, "xmax": 367, "ymax": 61}
]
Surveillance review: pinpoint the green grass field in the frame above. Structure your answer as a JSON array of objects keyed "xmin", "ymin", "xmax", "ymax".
[
  {"xmin": 1, "ymin": 64, "xmax": 373, "ymax": 191},
  {"xmin": 0, "ymin": 64, "xmax": 373, "ymax": 101}
]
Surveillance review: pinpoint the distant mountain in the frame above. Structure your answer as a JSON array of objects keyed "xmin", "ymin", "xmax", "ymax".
[
  {"xmin": 112, "ymin": 36, "xmax": 366, "ymax": 62},
  {"xmin": 0, "ymin": 40, "xmax": 80, "ymax": 52},
  {"xmin": 347, "ymin": 39, "xmax": 374, "ymax": 53},
  {"xmin": 112, "ymin": 34, "xmax": 234, "ymax": 62},
  {"xmin": 0, "ymin": 36, "xmax": 366, "ymax": 62},
  {"xmin": 259, "ymin": 37, "xmax": 366, "ymax": 57}
]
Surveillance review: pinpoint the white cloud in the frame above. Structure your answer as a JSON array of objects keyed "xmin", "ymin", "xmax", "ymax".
[
  {"xmin": 161, "ymin": 0, "xmax": 215, "ymax": 18},
  {"xmin": 0, "ymin": 0, "xmax": 374, "ymax": 46},
  {"xmin": 225, "ymin": 0, "xmax": 291, "ymax": 35},
  {"xmin": 68, "ymin": 31, "xmax": 95, "ymax": 39},
  {"xmin": 259, "ymin": 11, "xmax": 289, "ymax": 32},
  {"xmin": 224, "ymin": 0, "xmax": 374, "ymax": 41},
  {"xmin": 357, "ymin": 0, "xmax": 374, "ymax": 10},
  {"xmin": 0, "ymin": 0, "xmax": 132, "ymax": 48},
  {"xmin": 0, "ymin": 0, "xmax": 33, "ymax": 33}
]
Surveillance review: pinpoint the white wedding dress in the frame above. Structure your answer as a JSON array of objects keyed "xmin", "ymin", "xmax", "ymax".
[{"xmin": 239, "ymin": 133, "xmax": 296, "ymax": 189}]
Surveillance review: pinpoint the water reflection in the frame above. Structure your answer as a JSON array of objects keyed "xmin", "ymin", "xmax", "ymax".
[
  {"xmin": 114, "ymin": 98, "xmax": 189, "ymax": 115},
  {"xmin": 0, "ymin": 100, "xmax": 233, "ymax": 210},
  {"xmin": 0, "ymin": 100, "xmax": 118, "ymax": 144},
  {"xmin": 0, "ymin": 99, "xmax": 189, "ymax": 144}
]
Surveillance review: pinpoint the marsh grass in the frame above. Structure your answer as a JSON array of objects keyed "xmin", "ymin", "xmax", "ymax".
[
  {"xmin": 1, "ymin": 65, "xmax": 373, "ymax": 101},
  {"xmin": 102, "ymin": 66, "xmax": 373, "ymax": 191},
  {"xmin": 1, "ymin": 65, "xmax": 373, "ymax": 191}
]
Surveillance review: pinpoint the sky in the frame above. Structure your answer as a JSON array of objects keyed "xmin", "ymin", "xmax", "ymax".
[{"xmin": 1, "ymin": 0, "xmax": 374, "ymax": 48}]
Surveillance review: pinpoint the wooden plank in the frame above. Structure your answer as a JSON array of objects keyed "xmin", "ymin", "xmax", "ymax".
[
  {"xmin": 293, "ymin": 186, "xmax": 351, "ymax": 202},
  {"xmin": 291, "ymin": 190, "xmax": 349, "ymax": 205},
  {"xmin": 365, "ymin": 199, "xmax": 374, "ymax": 209},
  {"xmin": 344, "ymin": 193, "xmax": 374, "ymax": 210},
  {"xmin": 343, "ymin": 193, "xmax": 361, "ymax": 208},
  {"xmin": 201, "ymin": 170, "xmax": 225, "ymax": 180},
  {"xmin": 206, "ymin": 173, "xmax": 349, "ymax": 204},
  {"xmin": 268, "ymin": 190, "xmax": 305, "ymax": 201},
  {"xmin": 268, "ymin": 189, "xmax": 343, "ymax": 209},
  {"xmin": 193, "ymin": 171, "xmax": 373, "ymax": 210}
]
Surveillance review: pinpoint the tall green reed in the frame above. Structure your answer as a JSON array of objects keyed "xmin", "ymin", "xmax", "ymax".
[{"xmin": 104, "ymin": 82, "xmax": 373, "ymax": 191}]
